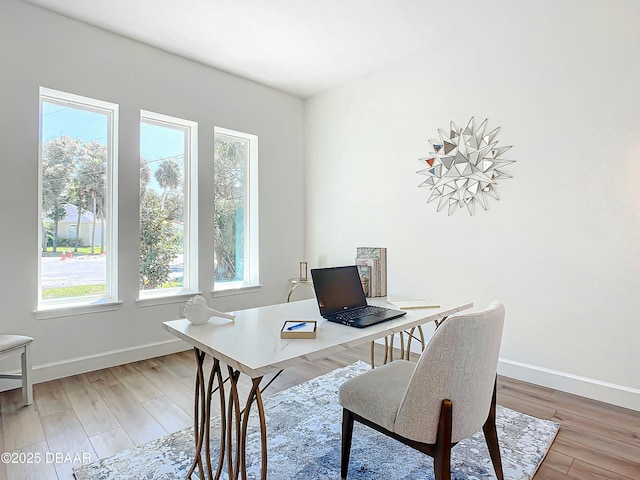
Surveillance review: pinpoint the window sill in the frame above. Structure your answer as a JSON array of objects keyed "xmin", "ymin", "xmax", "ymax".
[
  {"xmin": 35, "ymin": 299, "xmax": 123, "ymax": 320},
  {"xmin": 136, "ymin": 290, "xmax": 202, "ymax": 308},
  {"xmin": 212, "ymin": 283, "xmax": 262, "ymax": 298}
]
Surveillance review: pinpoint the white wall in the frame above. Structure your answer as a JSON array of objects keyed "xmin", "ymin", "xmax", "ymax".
[
  {"xmin": 3, "ymin": 0, "xmax": 639, "ymax": 411},
  {"xmin": 305, "ymin": 0, "xmax": 640, "ymax": 410},
  {"xmin": 0, "ymin": 1, "xmax": 305, "ymax": 384}
]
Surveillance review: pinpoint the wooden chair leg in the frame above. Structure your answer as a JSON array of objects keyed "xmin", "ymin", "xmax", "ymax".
[
  {"xmin": 482, "ymin": 379, "xmax": 504, "ymax": 480},
  {"xmin": 433, "ymin": 399, "xmax": 453, "ymax": 480},
  {"xmin": 341, "ymin": 409, "xmax": 355, "ymax": 480}
]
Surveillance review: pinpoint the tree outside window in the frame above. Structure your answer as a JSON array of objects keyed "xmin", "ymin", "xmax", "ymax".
[
  {"xmin": 139, "ymin": 113, "xmax": 197, "ymax": 295},
  {"xmin": 214, "ymin": 128, "xmax": 258, "ymax": 290},
  {"xmin": 39, "ymin": 88, "xmax": 117, "ymax": 306}
]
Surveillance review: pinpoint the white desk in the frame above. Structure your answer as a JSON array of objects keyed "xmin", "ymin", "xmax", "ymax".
[{"xmin": 163, "ymin": 297, "xmax": 472, "ymax": 480}]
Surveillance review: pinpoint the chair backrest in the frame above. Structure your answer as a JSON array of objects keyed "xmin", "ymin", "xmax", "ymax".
[{"xmin": 394, "ymin": 301, "xmax": 505, "ymax": 444}]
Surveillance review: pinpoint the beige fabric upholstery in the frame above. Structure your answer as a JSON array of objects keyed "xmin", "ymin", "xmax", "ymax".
[
  {"xmin": 339, "ymin": 359, "xmax": 415, "ymax": 432},
  {"xmin": 339, "ymin": 301, "xmax": 504, "ymax": 444}
]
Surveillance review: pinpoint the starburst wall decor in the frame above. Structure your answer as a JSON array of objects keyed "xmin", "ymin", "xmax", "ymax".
[{"xmin": 417, "ymin": 117, "xmax": 515, "ymax": 216}]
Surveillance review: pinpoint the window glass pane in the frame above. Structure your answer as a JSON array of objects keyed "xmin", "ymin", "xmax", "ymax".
[
  {"xmin": 139, "ymin": 119, "xmax": 187, "ymax": 291},
  {"xmin": 40, "ymin": 96, "xmax": 113, "ymax": 303},
  {"xmin": 214, "ymin": 133, "xmax": 248, "ymax": 283}
]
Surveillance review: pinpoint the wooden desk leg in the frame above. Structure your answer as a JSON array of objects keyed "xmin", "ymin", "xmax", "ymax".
[
  {"xmin": 186, "ymin": 348, "xmax": 206, "ymax": 480},
  {"xmin": 187, "ymin": 349, "xmax": 227, "ymax": 480},
  {"xmin": 211, "ymin": 361, "xmax": 227, "ymax": 479},
  {"xmin": 370, "ymin": 325, "xmax": 426, "ymax": 367},
  {"xmin": 240, "ymin": 377, "xmax": 267, "ymax": 480},
  {"xmin": 188, "ymin": 352, "xmax": 269, "ymax": 480},
  {"xmin": 224, "ymin": 369, "xmax": 268, "ymax": 480},
  {"xmin": 370, "ymin": 340, "xmax": 378, "ymax": 369},
  {"xmin": 226, "ymin": 367, "xmax": 242, "ymax": 479},
  {"xmin": 404, "ymin": 326, "xmax": 426, "ymax": 359},
  {"xmin": 433, "ymin": 314, "xmax": 453, "ymax": 329}
]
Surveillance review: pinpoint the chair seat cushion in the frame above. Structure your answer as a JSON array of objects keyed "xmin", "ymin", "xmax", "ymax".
[
  {"xmin": 339, "ymin": 360, "xmax": 415, "ymax": 432},
  {"xmin": 0, "ymin": 335, "xmax": 34, "ymax": 352}
]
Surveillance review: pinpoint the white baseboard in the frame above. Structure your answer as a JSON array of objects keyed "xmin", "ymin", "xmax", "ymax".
[
  {"xmin": 0, "ymin": 339, "xmax": 191, "ymax": 393},
  {"xmin": 3, "ymin": 339, "xmax": 638, "ymax": 413},
  {"xmin": 379, "ymin": 337, "xmax": 640, "ymax": 412},
  {"xmin": 498, "ymin": 358, "xmax": 640, "ymax": 412}
]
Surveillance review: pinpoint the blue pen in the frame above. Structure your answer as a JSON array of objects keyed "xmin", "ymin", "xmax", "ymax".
[{"xmin": 287, "ymin": 322, "xmax": 307, "ymax": 331}]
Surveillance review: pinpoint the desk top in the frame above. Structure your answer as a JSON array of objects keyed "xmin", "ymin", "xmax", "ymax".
[{"xmin": 163, "ymin": 298, "xmax": 472, "ymax": 378}]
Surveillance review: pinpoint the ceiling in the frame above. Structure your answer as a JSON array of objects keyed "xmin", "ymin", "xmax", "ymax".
[{"xmin": 22, "ymin": 0, "xmax": 438, "ymax": 98}]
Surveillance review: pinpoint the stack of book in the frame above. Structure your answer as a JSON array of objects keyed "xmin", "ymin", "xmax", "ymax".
[{"xmin": 355, "ymin": 247, "xmax": 387, "ymax": 297}]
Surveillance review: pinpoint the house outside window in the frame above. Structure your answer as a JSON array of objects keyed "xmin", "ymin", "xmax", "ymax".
[
  {"xmin": 38, "ymin": 87, "xmax": 118, "ymax": 308},
  {"xmin": 139, "ymin": 111, "xmax": 198, "ymax": 297},
  {"xmin": 213, "ymin": 127, "xmax": 259, "ymax": 291}
]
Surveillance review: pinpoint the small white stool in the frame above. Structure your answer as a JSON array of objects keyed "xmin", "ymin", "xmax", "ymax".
[{"xmin": 0, "ymin": 335, "xmax": 34, "ymax": 406}]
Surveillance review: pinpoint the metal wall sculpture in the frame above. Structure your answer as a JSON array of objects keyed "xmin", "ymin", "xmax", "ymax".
[{"xmin": 417, "ymin": 117, "xmax": 515, "ymax": 216}]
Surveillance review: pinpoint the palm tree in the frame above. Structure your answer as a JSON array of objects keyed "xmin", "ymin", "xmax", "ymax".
[
  {"xmin": 140, "ymin": 156, "xmax": 151, "ymax": 200},
  {"xmin": 155, "ymin": 158, "xmax": 182, "ymax": 211},
  {"xmin": 213, "ymin": 137, "xmax": 245, "ymax": 280},
  {"xmin": 95, "ymin": 194, "xmax": 106, "ymax": 254},
  {"xmin": 81, "ymin": 141, "xmax": 107, "ymax": 254},
  {"xmin": 41, "ymin": 135, "xmax": 80, "ymax": 252},
  {"xmin": 72, "ymin": 153, "xmax": 101, "ymax": 252},
  {"xmin": 69, "ymin": 183, "xmax": 86, "ymax": 252}
]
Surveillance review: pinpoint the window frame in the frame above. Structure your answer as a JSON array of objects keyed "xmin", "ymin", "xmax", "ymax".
[
  {"xmin": 213, "ymin": 127, "xmax": 259, "ymax": 294},
  {"xmin": 138, "ymin": 110, "xmax": 199, "ymax": 300},
  {"xmin": 37, "ymin": 87, "xmax": 119, "ymax": 312}
]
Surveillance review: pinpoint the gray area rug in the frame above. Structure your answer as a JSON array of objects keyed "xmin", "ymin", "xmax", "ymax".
[{"xmin": 74, "ymin": 361, "xmax": 559, "ymax": 479}]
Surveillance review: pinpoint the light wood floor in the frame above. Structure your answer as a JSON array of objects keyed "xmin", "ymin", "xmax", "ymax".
[{"xmin": 1, "ymin": 344, "xmax": 639, "ymax": 480}]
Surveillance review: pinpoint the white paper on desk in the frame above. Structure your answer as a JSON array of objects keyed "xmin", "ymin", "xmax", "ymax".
[
  {"xmin": 388, "ymin": 300, "xmax": 440, "ymax": 310},
  {"xmin": 283, "ymin": 321, "xmax": 316, "ymax": 332}
]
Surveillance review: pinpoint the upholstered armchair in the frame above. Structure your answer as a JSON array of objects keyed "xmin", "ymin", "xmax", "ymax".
[{"xmin": 339, "ymin": 302, "xmax": 505, "ymax": 480}]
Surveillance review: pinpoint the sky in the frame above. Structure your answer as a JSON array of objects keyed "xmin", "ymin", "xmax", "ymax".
[
  {"xmin": 42, "ymin": 102, "xmax": 185, "ymax": 192},
  {"xmin": 42, "ymin": 102, "xmax": 108, "ymax": 144}
]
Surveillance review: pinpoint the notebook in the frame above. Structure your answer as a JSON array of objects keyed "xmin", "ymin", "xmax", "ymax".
[{"xmin": 310, "ymin": 265, "xmax": 406, "ymax": 328}]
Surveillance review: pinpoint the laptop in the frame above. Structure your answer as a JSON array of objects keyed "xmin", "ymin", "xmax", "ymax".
[{"xmin": 310, "ymin": 265, "xmax": 406, "ymax": 328}]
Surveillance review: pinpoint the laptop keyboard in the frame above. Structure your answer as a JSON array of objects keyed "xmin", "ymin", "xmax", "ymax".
[{"xmin": 332, "ymin": 305, "xmax": 388, "ymax": 322}]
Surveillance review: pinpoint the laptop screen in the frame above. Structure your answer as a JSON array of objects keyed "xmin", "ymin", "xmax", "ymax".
[{"xmin": 311, "ymin": 265, "xmax": 367, "ymax": 316}]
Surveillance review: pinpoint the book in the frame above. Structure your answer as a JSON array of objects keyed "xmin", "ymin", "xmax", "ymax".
[
  {"xmin": 388, "ymin": 300, "xmax": 440, "ymax": 310},
  {"xmin": 356, "ymin": 247, "xmax": 387, "ymax": 296},
  {"xmin": 355, "ymin": 257, "xmax": 378, "ymax": 297}
]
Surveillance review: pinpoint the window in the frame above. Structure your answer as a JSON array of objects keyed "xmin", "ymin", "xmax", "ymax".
[
  {"xmin": 213, "ymin": 127, "xmax": 259, "ymax": 291},
  {"xmin": 139, "ymin": 111, "xmax": 198, "ymax": 297},
  {"xmin": 38, "ymin": 87, "xmax": 118, "ymax": 308}
]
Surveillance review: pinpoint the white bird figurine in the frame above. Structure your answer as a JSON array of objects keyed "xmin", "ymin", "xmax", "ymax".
[{"xmin": 183, "ymin": 295, "xmax": 235, "ymax": 325}]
